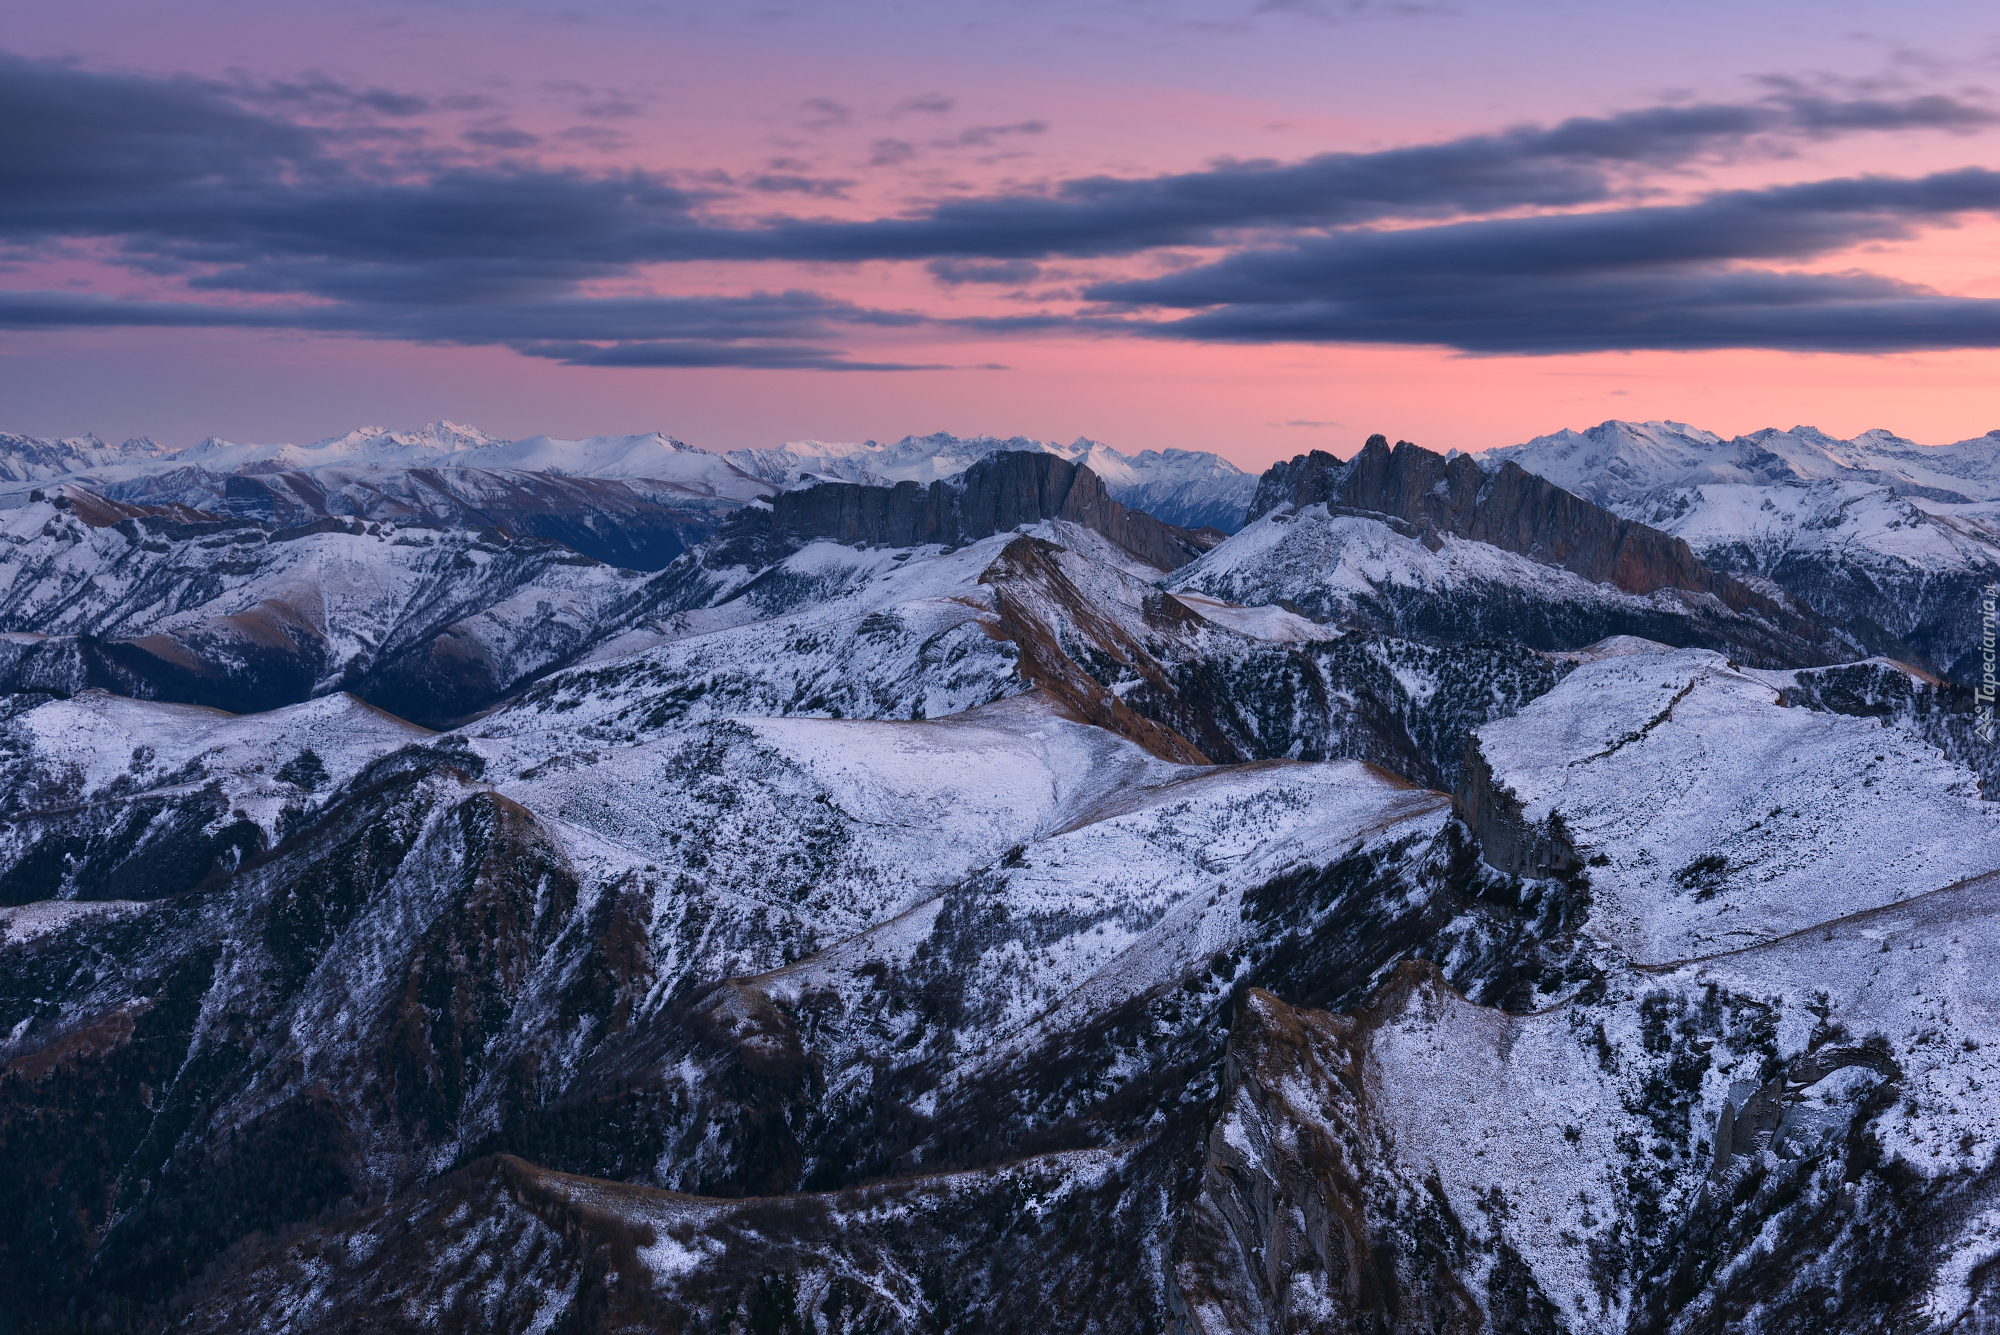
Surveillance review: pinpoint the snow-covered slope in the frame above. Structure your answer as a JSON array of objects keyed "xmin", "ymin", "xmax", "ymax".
[
  {"xmin": 0, "ymin": 422, "xmax": 775, "ymax": 572},
  {"xmin": 1168, "ymin": 501, "xmax": 1846, "ymax": 669},
  {"xmin": 5, "ymin": 411, "xmax": 2000, "ymax": 1331},
  {"xmin": 1469, "ymin": 641, "xmax": 1998, "ymax": 963},
  {"xmin": 1489, "ymin": 420, "xmax": 2000, "ymax": 680},
  {"xmin": 0, "ymin": 690, "xmax": 429, "ymax": 905},
  {"xmin": 0, "ymin": 497, "xmax": 649, "ymax": 723}
]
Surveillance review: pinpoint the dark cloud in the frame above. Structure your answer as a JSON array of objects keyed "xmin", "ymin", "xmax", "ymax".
[
  {"xmin": 462, "ymin": 123, "xmax": 541, "ymax": 149},
  {"xmin": 0, "ymin": 287, "xmax": 942, "ymax": 370},
  {"xmin": 927, "ymin": 258, "xmax": 1043, "ymax": 285},
  {"xmin": 0, "ymin": 290, "xmax": 302, "ymax": 330},
  {"xmin": 6, "ymin": 49, "xmax": 2000, "ymax": 366},
  {"xmin": 944, "ymin": 120, "xmax": 1048, "ymax": 148},
  {"xmin": 1085, "ymin": 171, "xmax": 2000, "ymax": 352},
  {"xmin": 0, "ymin": 51, "xmax": 326, "ymax": 211},
  {"xmin": 1758, "ymin": 81, "xmax": 1998, "ymax": 136},
  {"xmin": 554, "ymin": 126, "xmax": 633, "ymax": 152},
  {"xmin": 519, "ymin": 340, "xmax": 949, "ymax": 370},
  {"xmin": 579, "ymin": 94, "xmax": 645, "ymax": 119},
  {"xmin": 234, "ymin": 73, "xmax": 432, "ymax": 118},
  {"xmin": 746, "ymin": 173, "xmax": 855, "ymax": 197}
]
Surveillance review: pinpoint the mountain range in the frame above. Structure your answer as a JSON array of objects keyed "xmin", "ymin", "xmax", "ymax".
[{"xmin": 0, "ymin": 415, "xmax": 1994, "ymax": 1333}]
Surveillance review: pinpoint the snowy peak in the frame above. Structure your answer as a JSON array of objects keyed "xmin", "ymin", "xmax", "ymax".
[
  {"xmin": 0, "ymin": 422, "xmax": 1255, "ymax": 530},
  {"xmin": 1484, "ymin": 419, "xmax": 1754, "ymax": 503},
  {"xmin": 1486, "ymin": 418, "xmax": 2000, "ymax": 682},
  {"xmin": 1494, "ymin": 417, "xmax": 2000, "ymax": 504},
  {"xmin": 0, "ymin": 431, "xmax": 172, "ymax": 483},
  {"xmin": 309, "ymin": 419, "xmax": 509, "ymax": 457},
  {"xmin": 174, "ymin": 421, "xmax": 737, "ymax": 483}
]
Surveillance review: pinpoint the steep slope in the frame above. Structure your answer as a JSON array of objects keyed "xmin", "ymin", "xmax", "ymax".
[
  {"xmin": 490, "ymin": 516, "xmax": 1572, "ymax": 790},
  {"xmin": 1461, "ymin": 642, "xmax": 1999, "ymax": 962},
  {"xmin": 0, "ymin": 690, "xmax": 429, "ymax": 907},
  {"xmin": 0, "ymin": 689, "xmax": 1481, "ymax": 1330},
  {"xmin": 99, "ymin": 629, "xmax": 1998, "ymax": 1334},
  {"xmin": 1174, "ymin": 638, "xmax": 2000, "ymax": 1335}
]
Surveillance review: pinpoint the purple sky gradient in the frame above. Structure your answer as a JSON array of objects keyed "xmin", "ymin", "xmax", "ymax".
[{"xmin": 4, "ymin": 0, "xmax": 1999, "ymax": 465}]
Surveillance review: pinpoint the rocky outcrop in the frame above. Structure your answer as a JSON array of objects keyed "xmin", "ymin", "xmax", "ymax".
[
  {"xmin": 1251, "ymin": 436, "xmax": 1836, "ymax": 642},
  {"xmin": 775, "ymin": 450, "xmax": 1220, "ymax": 570},
  {"xmin": 1452, "ymin": 736, "xmax": 1585, "ymax": 880},
  {"xmin": 980, "ymin": 535, "xmax": 1213, "ymax": 765},
  {"xmin": 1172, "ymin": 985, "xmax": 1486, "ymax": 1335}
]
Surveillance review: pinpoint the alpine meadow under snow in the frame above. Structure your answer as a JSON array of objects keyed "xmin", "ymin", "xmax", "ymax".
[{"xmin": 0, "ymin": 416, "xmax": 1995, "ymax": 1333}]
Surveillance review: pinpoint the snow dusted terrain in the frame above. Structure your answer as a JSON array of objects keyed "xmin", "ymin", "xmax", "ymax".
[
  {"xmin": 0, "ymin": 420, "xmax": 1994, "ymax": 1332},
  {"xmin": 1490, "ymin": 420, "xmax": 2000, "ymax": 681}
]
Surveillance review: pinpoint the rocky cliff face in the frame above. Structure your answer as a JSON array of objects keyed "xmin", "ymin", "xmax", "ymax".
[
  {"xmin": 1487, "ymin": 420, "xmax": 2000, "ymax": 684},
  {"xmin": 1251, "ymin": 436, "xmax": 1822, "ymax": 634},
  {"xmin": 774, "ymin": 451, "xmax": 1220, "ymax": 570},
  {"xmin": 1205, "ymin": 436, "xmax": 1907, "ymax": 671}
]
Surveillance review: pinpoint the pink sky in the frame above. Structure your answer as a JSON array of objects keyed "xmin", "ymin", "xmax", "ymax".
[{"xmin": 4, "ymin": 0, "xmax": 1999, "ymax": 466}]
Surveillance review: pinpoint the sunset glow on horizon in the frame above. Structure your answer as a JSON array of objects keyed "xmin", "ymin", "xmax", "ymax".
[{"xmin": 6, "ymin": 0, "xmax": 2000, "ymax": 467}]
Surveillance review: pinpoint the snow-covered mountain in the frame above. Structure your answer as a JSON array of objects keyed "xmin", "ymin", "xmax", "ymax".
[
  {"xmin": 1486, "ymin": 420, "xmax": 2000, "ymax": 680},
  {"xmin": 0, "ymin": 422, "xmax": 775, "ymax": 571},
  {"xmin": 125, "ymin": 421, "xmax": 772, "ymax": 491},
  {"xmin": 1488, "ymin": 418, "xmax": 2000, "ymax": 504},
  {"xmin": 0, "ymin": 425, "xmax": 1996, "ymax": 1331},
  {"xmin": 725, "ymin": 430, "xmax": 1260, "ymax": 531},
  {"xmin": 0, "ymin": 431, "xmax": 172, "ymax": 482}
]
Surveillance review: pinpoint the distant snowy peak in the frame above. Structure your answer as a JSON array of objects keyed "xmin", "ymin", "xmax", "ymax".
[
  {"xmin": 726, "ymin": 432, "xmax": 1080, "ymax": 487},
  {"xmin": 1491, "ymin": 418, "xmax": 2000, "ymax": 504},
  {"xmin": 0, "ymin": 423, "xmax": 775, "ymax": 511},
  {"xmin": 0, "ymin": 432, "xmax": 171, "ymax": 483},
  {"xmin": 728, "ymin": 431, "xmax": 1259, "ymax": 531},
  {"xmin": 181, "ymin": 421, "xmax": 749, "ymax": 486},
  {"xmin": 1, "ymin": 422, "xmax": 1258, "ymax": 529},
  {"xmin": 1485, "ymin": 418, "xmax": 2000, "ymax": 682}
]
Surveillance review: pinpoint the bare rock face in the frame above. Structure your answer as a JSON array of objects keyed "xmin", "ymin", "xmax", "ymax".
[
  {"xmin": 1172, "ymin": 986, "xmax": 1485, "ymax": 1335},
  {"xmin": 774, "ymin": 451, "xmax": 1220, "ymax": 570},
  {"xmin": 1252, "ymin": 436, "xmax": 1826, "ymax": 635}
]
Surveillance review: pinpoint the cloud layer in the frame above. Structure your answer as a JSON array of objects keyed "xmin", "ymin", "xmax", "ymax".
[{"xmin": 6, "ymin": 49, "xmax": 2000, "ymax": 364}]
